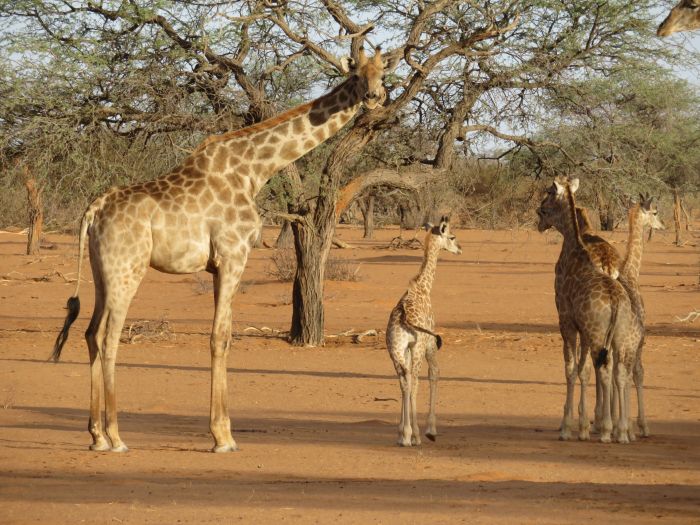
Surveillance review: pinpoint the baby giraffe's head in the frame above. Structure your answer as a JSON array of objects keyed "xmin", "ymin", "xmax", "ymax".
[
  {"xmin": 424, "ymin": 216, "xmax": 462, "ymax": 255},
  {"xmin": 638, "ymin": 193, "xmax": 665, "ymax": 231}
]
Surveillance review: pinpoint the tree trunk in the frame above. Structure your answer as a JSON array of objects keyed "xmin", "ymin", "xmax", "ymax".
[
  {"xmin": 23, "ymin": 168, "xmax": 43, "ymax": 256},
  {"xmin": 673, "ymin": 187, "xmax": 683, "ymax": 246},
  {"xmin": 275, "ymin": 220, "xmax": 294, "ymax": 248},
  {"xmin": 290, "ymin": 216, "xmax": 327, "ymax": 346},
  {"xmin": 361, "ymin": 194, "xmax": 375, "ymax": 239}
]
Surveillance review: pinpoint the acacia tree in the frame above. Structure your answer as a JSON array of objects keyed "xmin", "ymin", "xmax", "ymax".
[
  {"xmin": 508, "ymin": 69, "xmax": 700, "ymax": 231},
  {"xmin": 0, "ymin": 0, "xmax": 686, "ymax": 346}
]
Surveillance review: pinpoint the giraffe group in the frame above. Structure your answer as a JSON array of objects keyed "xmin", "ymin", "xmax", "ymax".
[
  {"xmin": 52, "ymin": 10, "xmax": 681, "ymax": 451},
  {"xmin": 537, "ymin": 177, "xmax": 649, "ymax": 443}
]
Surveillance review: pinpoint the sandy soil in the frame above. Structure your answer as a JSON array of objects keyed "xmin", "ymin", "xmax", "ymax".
[{"xmin": 0, "ymin": 224, "xmax": 698, "ymax": 524}]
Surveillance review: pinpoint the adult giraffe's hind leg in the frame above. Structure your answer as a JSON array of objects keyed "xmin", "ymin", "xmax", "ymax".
[
  {"xmin": 99, "ymin": 267, "xmax": 146, "ymax": 453},
  {"xmin": 85, "ymin": 256, "xmax": 109, "ymax": 451},
  {"xmin": 577, "ymin": 345, "xmax": 592, "ymax": 441},
  {"xmin": 634, "ymin": 345, "xmax": 650, "ymax": 437},
  {"xmin": 209, "ymin": 263, "xmax": 243, "ymax": 453}
]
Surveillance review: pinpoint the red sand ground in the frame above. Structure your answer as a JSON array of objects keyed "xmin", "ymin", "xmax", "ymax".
[{"xmin": 0, "ymin": 225, "xmax": 698, "ymax": 524}]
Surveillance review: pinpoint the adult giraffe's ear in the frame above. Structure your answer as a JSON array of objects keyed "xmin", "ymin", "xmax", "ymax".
[
  {"xmin": 569, "ymin": 178, "xmax": 580, "ymax": 194},
  {"xmin": 380, "ymin": 48, "xmax": 402, "ymax": 74},
  {"xmin": 553, "ymin": 179, "xmax": 566, "ymax": 196},
  {"xmin": 422, "ymin": 222, "xmax": 433, "ymax": 232},
  {"xmin": 339, "ymin": 56, "xmax": 356, "ymax": 75}
]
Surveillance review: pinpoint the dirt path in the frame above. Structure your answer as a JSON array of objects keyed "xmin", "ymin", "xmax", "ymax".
[{"xmin": 1, "ymin": 226, "xmax": 698, "ymax": 523}]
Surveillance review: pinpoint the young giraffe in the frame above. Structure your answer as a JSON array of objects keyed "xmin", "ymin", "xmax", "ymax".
[
  {"xmin": 576, "ymin": 199, "xmax": 663, "ymax": 437},
  {"xmin": 52, "ymin": 47, "xmax": 398, "ymax": 453},
  {"xmin": 386, "ymin": 217, "xmax": 461, "ymax": 447},
  {"xmin": 537, "ymin": 177, "xmax": 643, "ymax": 443},
  {"xmin": 658, "ymin": 0, "xmax": 700, "ymax": 37}
]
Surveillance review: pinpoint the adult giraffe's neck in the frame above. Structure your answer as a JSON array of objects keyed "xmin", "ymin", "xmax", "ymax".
[
  {"xmin": 197, "ymin": 75, "xmax": 365, "ymax": 195},
  {"xmin": 558, "ymin": 188, "xmax": 587, "ymax": 259},
  {"xmin": 621, "ymin": 204, "xmax": 645, "ymax": 282}
]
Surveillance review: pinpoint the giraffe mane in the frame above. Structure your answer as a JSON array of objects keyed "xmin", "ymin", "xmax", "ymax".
[
  {"xmin": 563, "ymin": 181, "xmax": 584, "ymax": 248},
  {"xmin": 192, "ymin": 80, "xmax": 352, "ymax": 154}
]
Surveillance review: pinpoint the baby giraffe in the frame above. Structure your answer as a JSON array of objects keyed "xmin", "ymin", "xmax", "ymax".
[{"xmin": 386, "ymin": 216, "xmax": 461, "ymax": 447}]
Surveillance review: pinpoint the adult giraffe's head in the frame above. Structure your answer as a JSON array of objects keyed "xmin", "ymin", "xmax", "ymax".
[
  {"xmin": 339, "ymin": 47, "xmax": 399, "ymax": 110},
  {"xmin": 536, "ymin": 176, "xmax": 580, "ymax": 233},
  {"xmin": 657, "ymin": 0, "xmax": 700, "ymax": 37}
]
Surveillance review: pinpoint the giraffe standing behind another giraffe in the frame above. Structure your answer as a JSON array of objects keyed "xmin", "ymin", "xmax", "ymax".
[
  {"xmin": 386, "ymin": 216, "xmax": 461, "ymax": 447},
  {"xmin": 52, "ymin": 47, "xmax": 399, "ymax": 453},
  {"xmin": 576, "ymin": 199, "xmax": 663, "ymax": 437},
  {"xmin": 537, "ymin": 177, "xmax": 643, "ymax": 443}
]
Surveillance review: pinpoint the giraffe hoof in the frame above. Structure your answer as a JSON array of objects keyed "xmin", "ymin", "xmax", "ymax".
[
  {"xmin": 397, "ymin": 439, "xmax": 412, "ymax": 447},
  {"xmin": 89, "ymin": 441, "xmax": 110, "ymax": 452},
  {"xmin": 578, "ymin": 431, "xmax": 590, "ymax": 441},
  {"xmin": 110, "ymin": 444, "xmax": 129, "ymax": 453},
  {"xmin": 425, "ymin": 432, "xmax": 437, "ymax": 442},
  {"xmin": 212, "ymin": 443, "xmax": 239, "ymax": 453},
  {"xmin": 411, "ymin": 436, "xmax": 422, "ymax": 446},
  {"xmin": 599, "ymin": 435, "xmax": 612, "ymax": 444},
  {"xmin": 639, "ymin": 423, "xmax": 650, "ymax": 438}
]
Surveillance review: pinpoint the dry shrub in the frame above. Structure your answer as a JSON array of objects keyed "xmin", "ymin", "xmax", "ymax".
[
  {"xmin": 326, "ymin": 256, "xmax": 361, "ymax": 282},
  {"xmin": 268, "ymin": 249, "xmax": 361, "ymax": 282},
  {"xmin": 268, "ymin": 249, "xmax": 296, "ymax": 281},
  {"xmin": 121, "ymin": 319, "xmax": 174, "ymax": 344}
]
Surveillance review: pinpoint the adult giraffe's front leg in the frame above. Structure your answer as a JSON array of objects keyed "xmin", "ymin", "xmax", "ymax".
[{"xmin": 209, "ymin": 262, "xmax": 243, "ymax": 453}]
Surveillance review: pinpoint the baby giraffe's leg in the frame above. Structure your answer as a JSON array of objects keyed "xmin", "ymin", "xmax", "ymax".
[
  {"xmin": 409, "ymin": 341, "xmax": 425, "ymax": 446},
  {"xmin": 425, "ymin": 343, "xmax": 439, "ymax": 441}
]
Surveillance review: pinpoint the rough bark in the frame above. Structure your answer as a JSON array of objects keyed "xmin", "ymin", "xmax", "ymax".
[
  {"xmin": 289, "ymin": 126, "xmax": 372, "ymax": 346},
  {"xmin": 290, "ymin": 214, "xmax": 326, "ymax": 346},
  {"xmin": 22, "ymin": 166, "xmax": 43, "ymax": 256},
  {"xmin": 275, "ymin": 220, "xmax": 294, "ymax": 248}
]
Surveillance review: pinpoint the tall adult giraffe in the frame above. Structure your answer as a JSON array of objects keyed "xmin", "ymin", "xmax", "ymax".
[
  {"xmin": 658, "ymin": 0, "xmax": 700, "ymax": 36},
  {"xmin": 52, "ymin": 47, "xmax": 398, "ymax": 453}
]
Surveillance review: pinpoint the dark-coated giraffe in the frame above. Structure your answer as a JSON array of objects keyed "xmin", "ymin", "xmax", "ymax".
[{"xmin": 537, "ymin": 177, "xmax": 643, "ymax": 443}]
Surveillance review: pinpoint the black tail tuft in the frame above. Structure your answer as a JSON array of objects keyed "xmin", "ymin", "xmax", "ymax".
[
  {"xmin": 51, "ymin": 296, "xmax": 80, "ymax": 362},
  {"xmin": 435, "ymin": 334, "xmax": 443, "ymax": 350},
  {"xmin": 595, "ymin": 348, "xmax": 609, "ymax": 369}
]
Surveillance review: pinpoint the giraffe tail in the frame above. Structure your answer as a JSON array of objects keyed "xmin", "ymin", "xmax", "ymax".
[
  {"xmin": 595, "ymin": 296, "xmax": 619, "ymax": 369},
  {"xmin": 51, "ymin": 208, "xmax": 94, "ymax": 362},
  {"xmin": 410, "ymin": 324, "xmax": 443, "ymax": 350}
]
